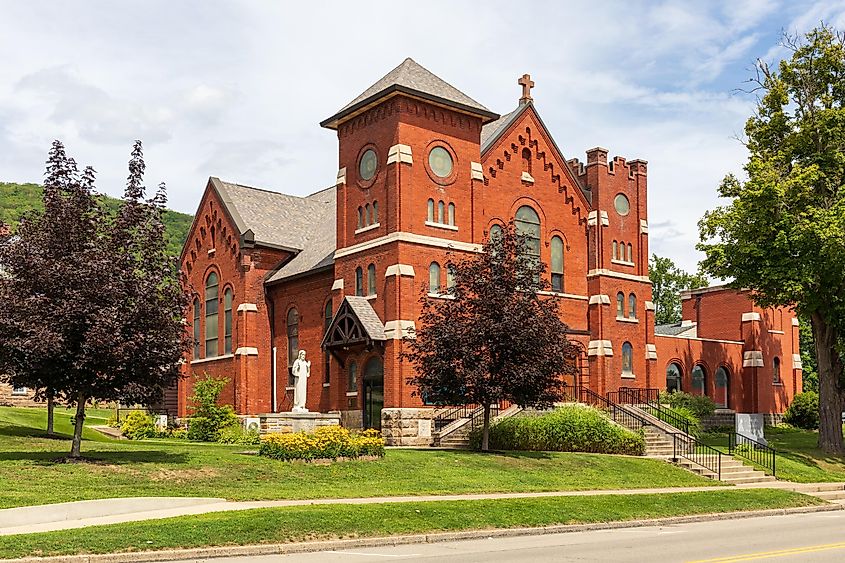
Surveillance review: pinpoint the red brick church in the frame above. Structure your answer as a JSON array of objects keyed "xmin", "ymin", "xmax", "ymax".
[{"xmin": 175, "ymin": 59, "xmax": 801, "ymax": 432}]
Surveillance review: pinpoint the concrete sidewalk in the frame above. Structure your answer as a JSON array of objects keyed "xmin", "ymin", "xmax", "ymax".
[{"xmin": 2, "ymin": 481, "xmax": 842, "ymax": 536}]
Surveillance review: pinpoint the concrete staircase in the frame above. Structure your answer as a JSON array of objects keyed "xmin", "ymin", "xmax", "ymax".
[
  {"xmin": 433, "ymin": 405, "xmax": 522, "ymax": 448},
  {"xmin": 742, "ymin": 481, "xmax": 845, "ymax": 504}
]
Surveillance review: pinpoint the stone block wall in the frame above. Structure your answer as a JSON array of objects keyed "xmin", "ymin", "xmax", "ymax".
[
  {"xmin": 259, "ymin": 412, "xmax": 340, "ymax": 434},
  {"xmin": 381, "ymin": 407, "xmax": 434, "ymax": 446},
  {"xmin": 0, "ymin": 385, "xmax": 41, "ymax": 407}
]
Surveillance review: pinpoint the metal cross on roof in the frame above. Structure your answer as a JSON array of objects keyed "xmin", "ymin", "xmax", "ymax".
[{"xmin": 518, "ymin": 73, "xmax": 534, "ymax": 102}]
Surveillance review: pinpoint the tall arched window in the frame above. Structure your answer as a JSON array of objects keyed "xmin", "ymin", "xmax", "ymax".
[
  {"xmin": 514, "ymin": 206, "xmax": 541, "ymax": 266},
  {"xmin": 692, "ymin": 364, "xmax": 706, "ymax": 396},
  {"xmin": 287, "ymin": 307, "xmax": 299, "ymax": 386},
  {"xmin": 773, "ymin": 357, "xmax": 781, "ymax": 384},
  {"xmin": 348, "ymin": 360, "xmax": 357, "ymax": 391},
  {"xmin": 627, "ymin": 243, "xmax": 633, "ymax": 263},
  {"xmin": 204, "ymin": 272, "xmax": 219, "ymax": 357},
  {"xmin": 551, "ymin": 236, "xmax": 564, "ymax": 292},
  {"xmin": 429, "ymin": 262, "xmax": 441, "ymax": 293},
  {"xmin": 367, "ymin": 263, "xmax": 376, "ymax": 296},
  {"xmin": 323, "ymin": 300, "xmax": 332, "ymax": 385},
  {"xmin": 628, "ymin": 293, "xmax": 637, "ymax": 319},
  {"xmin": 192, "ymin": 297, "xmax": 200, "ymax": 359},
  {"xmin": 622, "ymin": 342, "xmax": 633, "ymax": 375},
  {"xmin": 437, "ymin": 201, "xmax": 445, "ymax": 223},
  {"xmin": 357, "ymin": 207, "xmax": 363, "ymax": 229},
  {"xmin": 364, "ymin": 204, "xmax": 371, "ymax": 226},
  {"xmin": 372, "ymin": 201, "xmax": 378, "ymax": 224},
  {"xmin": 427, "ymin": 199, "xmax": 435, "ymax": 222},
  {"xmin": 612, "ymin": 240, "xmax": 618, "ymax": 260},
  {"xmin": 448, "ymin": 203, "xmax": 456, "ymax": 226},
  {"xmin": 616, "ymin": 291, "xmax": 625, "ymax": 318},
  {"xmin": 446, "ymin": 263, "xmax": 456, "ymax": 293},
  {"xmin": 489, "ymin": 224, "xmax": 503, "ymax": 240},
  {"xmin": 715, "ymin": 366, "xmax": 729, "ymax": 407},
  {"xmin": 666, "ymin": 363, "xmax": 682, "ymax": 393},
  {"xmin": 223, "ymin": 288, "xmax": 233, "ymax": 354},
  {"xmin": 355, "ymin": 266, "xmax": 363, "ymax": 296}
]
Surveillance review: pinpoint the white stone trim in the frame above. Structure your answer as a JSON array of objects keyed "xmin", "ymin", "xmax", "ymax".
[
  {"xmin": 385, "ymin": 264, "xmax": 415, "ymax": 277},
  {"xmin": 207, "ymin": 248, "xmax": 216, "ymax": 256},
  {"xmin": 743, "ymin": 350, "xmax": 764, "ymax": 367},
  {"xmin": 387, "ymin": 143, "xmax": 413, "ymax": 165},
  {"xmin": 237, "ymin": 303, "xmax": 258, "ymax": 313},
  {"xmin": 190, "ymin": 353, "xmax": 235, "ymax": 365},
  {"xmin": 589, "ymin": 294, "xmax": 611, "ymax": 305},
  {"xmin": 600, "ymin": 211, "xmax": 609, "ymax": 227},
  {"xmin": 640, "ymin": 220, "xmax": 649, "ymax": 235},
  {"xmin": 768, "ymin": 330, "xmax": 785, "ymax": 335},
  {"xmin": 611, "ymin": 259, "xmax": 635, "ymax": 267},
  {"xmin": 587, "ymin": 269, "xmax": 651, "ymax": 283},
  {"xmin": 741, "ymin": 312, "xmax": 761, "ymax": 322},
  {"xmin": 537, "ymin": 291, "xmax": 589, "ymax": 301},
  {"xmin": 346, "ymin": 391, "xmax": 358, "ymax": 397},
  {"xmin": 425, "ymin": 220, "xmax": 459, "ymax": 231},
  {"xmin": 354, "ymin": 222, "xmax": 380, "ymax": 235},
  {"xmin": 621, "ymin": 373, "xmax": 636, "ymax": 379},
  {"xmin": 336, "ymin": 167, "xmax": 347, "ymax": 186},
  {"xmin": 681, "ymin": 319, "xmax": 696, "ymax": 327},
  {"xmin": 588, "ymin": 340, "xmax": 614, "ymax": 357},
  {"xmin": 384, "ymin": 320, "xmax": 416, "ymax": 339},
  {"xmin": 521, "ymin": 171, "xmax": 534, "ymax": 184},
  {"xmin": 427, "ymin": 292, "xmax": 455, "ymax": 300},
  {"xmin": 587, "ymin": 211, "xmax": 597, "ymax": 226},
  {"xmin": 365, "ymin": 294, "xmax": 377, "ymax": 301},
  {"xmin": 334, "ymin": 231, "xmax": 482, "ymax": 259},
  {"xmin": 646, "ymin": 344, "xmax": 658, "ymax": 360},
  {"xmin": 331, "ymin": 278, "xmax": 344, "ymax": 291},
  {"xmin": 645, "ymin": 301, "xmax": 655, "ymax": 311},
  {"xmin": 235, "ymin": 347, "xmax": 259, "ymax": 356},
  {"xmin": 792, "ymin": 317, "xmax": 800, "ymax": 327},
  {"xmin": 616, "ymin": 316, "xmax": 639, "ymax": 323},
  {"xmin": 792, "ymin": 354, "xmax": 803, "ymax": 369},
  {"xmin": 322, "ymin": 383, "xmax": 330, "ymax": 387},
  {"xmin": 470, "ymin": 161, "xmax": 484, "ymax": 181}
]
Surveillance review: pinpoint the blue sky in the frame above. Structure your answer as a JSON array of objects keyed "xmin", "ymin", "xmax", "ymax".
[{"xmin": 1, "ymin": 0, "xmax": 844, "ymax": 272}]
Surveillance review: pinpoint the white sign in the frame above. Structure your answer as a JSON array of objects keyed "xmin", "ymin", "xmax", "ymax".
[{"xmin": 736, "ymin": 413, "xmax": 767, "ymax": 445}]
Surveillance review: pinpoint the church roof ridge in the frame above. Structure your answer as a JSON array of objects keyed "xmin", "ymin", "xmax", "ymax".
[{"xmin": 320, "ymin": 57, "xmax": 498, "ymax": 129}]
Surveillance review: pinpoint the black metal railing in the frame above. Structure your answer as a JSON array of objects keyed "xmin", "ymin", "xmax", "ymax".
[
  {"xmin": 433, "ymin": 404, "xmax": 478, "ymax": 431},
  {"xmin": 672, "ymin": 433, "xmax": 722, "ymax": 479},
  {"xmin": 469, "ymin": 404, "xmax": 502, "ymax": 430},
  {"xmin": 578, "ymin": 386, "xmax": 647, "ymax": 433},
  {"xmin": 619, "ymin": 387, "xmax": 660, "ymax": 404},
  {"xmin": 613, "ymin": 388, "xmax": 691, "ymax": 436},
  {"xmin": 729, "ymin": 432, "xmax": 776, "ymax": 476}
]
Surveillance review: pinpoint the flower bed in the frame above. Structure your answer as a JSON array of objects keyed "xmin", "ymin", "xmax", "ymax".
[{"xmin": 259, "ymin": 426, "xmax": 385, "ymax": 461}]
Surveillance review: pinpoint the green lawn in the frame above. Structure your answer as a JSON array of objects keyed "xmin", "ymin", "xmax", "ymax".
[
  {"xmin": 0, "ymin": 406, "xmax": 719, "ymax": 508},
  {"xmin": 700, "ymin": 426, "xmax": 845, "ymax": 482},
  {"xmin": 0, "ymin": 489, "xmax": 822, "ymax": 559}
]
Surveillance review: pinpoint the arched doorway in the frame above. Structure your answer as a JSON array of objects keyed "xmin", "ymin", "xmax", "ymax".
[
  {"xmin": 666, "ymin": 363, "xmax": 682, "ymax": 393},
  {"xmin": 363, "ymin": 357, "xmax": 384, "ymax": 430},
  {"xmin": 715, "ymin": 366, "xmax": 729, "ymax": 408}
]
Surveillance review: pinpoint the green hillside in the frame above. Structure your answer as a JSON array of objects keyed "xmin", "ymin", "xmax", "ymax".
[{"xmin": 0, "ymin": 181, "xmax": 193, "ymax": 258}]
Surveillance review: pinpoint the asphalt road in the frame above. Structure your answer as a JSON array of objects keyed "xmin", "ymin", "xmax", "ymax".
[{"xmin": 177, "ymin": 510, "xmax": 845, "ymax": 562}]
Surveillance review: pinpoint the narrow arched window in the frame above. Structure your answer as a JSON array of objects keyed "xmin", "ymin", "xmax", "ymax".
[
  {"xmin": 715, "ymin": 366, "xmax": 729, "ymax": 407},
  {"xmin": 628, "ymin": 293, "xmax": 636, "ymax": 319},
  {"xmin": 355, "ymin": 266, "xmax": 363, "ymax": 296},
  {"xmin": 622, "ymin": 342, "xmax": 633, "ymax": 375},
  {"xmin": 522, "ymin": 147, "xmax": 532, "ymax": 176},
  {"xmin": 437, "ymin": 201, "xmax": 445, "ymax": 223},
  {"xmin": 489, "ymin": 224, "xmax": 503, "ymax": 240},
  {"xmin": 357, "ymin": 207, "xmax": 363, "ymax": 229},
  {"xmin": 616, "ymin": 291, "xmax": 625, "ymax": 318},
  {"xmin": 427, "ymin": 199, "xmax": 435, "ymax": 222},
  {"xmin": 627, "ymin": 243, "xmax": 633, "ymax": 263},
  {"xmin": 514, "ymin": 206, "xmax": 541, "ymax": 277},
  {"xmin": 667, "ymin": 363, "xmax": 682, "ymax": 393},
  {"xmin": 612, "ymin": 240, "xmax": 618, "ymax": 260},
  {"xmin": 692, "ymin": 365, "xmax": 706, "ymax": 396},
  {"xmin": 372, "ymin": 201, "xmax": 378, "ymax": 224},
  {"xmin": 204, "ymin": 272, "xmax": 219, "ymax": 357},
  {"xmin": 324, "ymin": 300, "xmax": 333, "ymax": 385},
  {"xmin": 364, "ymin": 204, "xmax": 371, "ymax": 227},
  {"xmin": 773, "ymin": 357, "xmax": 781, "ymax": 384},
  {"xmin": 367, "ymin": 263, "xmax": 376, "ymax": 296},
  {"xmin": 448, "ymin": 203, "xmax": 456, "ymax": 226},
  {"xmin": 348, "ymin": 361, "xmax": 357, "ymax": 391},
  {"xmin": 287, "ymin": 307, "xmax": 299, "ymax": 386},
  {"xmin": 429, "ymin": 262, "xmax": 441, "ymax": 294},
  {"xmin": 223, "ymin": 288, "xmax": 233, "ymax": 354},
  {"xmin": 551, "ymin": 236, "xmax": 564, "ymax": 292},
  {"xmin": 192, "ymin": 297, "xmax": 200, "ymax": 359},
  {"xmin": 446, "ymin": 263, "xmax": 456, "ymax": 293}
]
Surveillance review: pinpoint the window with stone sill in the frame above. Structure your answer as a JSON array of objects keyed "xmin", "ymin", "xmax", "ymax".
[
  {"xmin": 429, "ymin": 261, "xmax": 441, "ymax": 294},
  {"xmin": 11, "ymin": 387, "xmax": 28, "ymax": 396},
  {"xmin": 204, "ymin": 271, "xmax": 219, "ymax": 358},
  {"xmin": 551, "ymin": 236, "xmax": 564, "ymax": 292},
  {"xmin": 367, "ymin": 263, "xmax": 377, "ymax": 296},
  {"xmin": 773, "ymin": 357, "xmax": 781, "ymax": 384},
  {"xmin": 355, "ymin": 267, "xmax": 364, "ymax": 297},
  {"xmin": 192, "ymin": 297, "xmax": 200, "ymax": 360},
  {"xmin": 628, "ymin": 293, "xmax": 637, "ymax": 319},
  {"xmin": 622, "ymin": 342, "xmax": 633, "ymax": 375},
  {"xmin": 616, "ymin": 291, "xmax": 625, "ymax": 318}
]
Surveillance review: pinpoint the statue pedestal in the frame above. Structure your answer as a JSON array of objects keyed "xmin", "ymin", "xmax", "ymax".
[{"xmin": 256, "ymin": 412, "xmax": 341, "ymax": 434}]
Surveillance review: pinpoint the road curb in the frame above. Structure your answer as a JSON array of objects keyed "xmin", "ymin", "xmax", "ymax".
[{"xmin": 3, "ymin": 503, "xmax": 841, "ymax": 562}]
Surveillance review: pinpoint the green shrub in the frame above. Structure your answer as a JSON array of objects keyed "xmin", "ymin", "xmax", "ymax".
[
  {"xmin": 259, "ymin": 426, "xmax": 386, "ymax": 461},
  {"xmin": 783, "ymin": 392, "xmax": 819, "ymax": 430},
  {"xmin": 217, "ymin": 424, "xmax": 261, "ymax": 446},
  {"xmin": 187, "ymin": 373, "xmax": 239, "ymax": 441},
  {"xmin": 659, "ymin": 391, "xmax": 716, "ymax": 419},
  {"xmin": 467, "ymin": 405, "xmax": 645, "ymax": 455},
  {"xmin": 106, "ymin": 413, "xmax": 120, "ymax": 428},
  {"xmin": 120, "ymin": 410, "xmax": 156, "ymax": 440},
  {"xmin": 187, "ymin": 417, "xmax": 218, "ymax": 441},
  {"xmin": 668, "ymin": 406, "xmax": 701, "ymax": 436}
]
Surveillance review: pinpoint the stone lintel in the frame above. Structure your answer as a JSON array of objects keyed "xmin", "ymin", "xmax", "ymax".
[
  {"xmin": 235, "ymin": 347, "xmax": 259, "ymax": 356},
  {"xmin": 237, "ymin": 303, "xmax": 258, "ymax": 313}
]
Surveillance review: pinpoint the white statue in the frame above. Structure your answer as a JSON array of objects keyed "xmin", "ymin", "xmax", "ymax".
[{"xmin": 291, "ymin": 350, "xmax": 311, "ymax": 413}]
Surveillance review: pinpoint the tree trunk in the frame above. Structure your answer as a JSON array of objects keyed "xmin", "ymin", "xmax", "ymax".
[
  {"xmin": 811, "ymin": 312, "xmax": 844, "ymax": 454},
  {"xmin": 46, "ymin": 391, "xmax": 55, "ymax": 436},
  {"xmin": 69, "ymin": 392, "xmax": 87, "ymax": 459},
  {"xmin": 481, "ymin": 403, "xmax": 491, "ymax": 452}
]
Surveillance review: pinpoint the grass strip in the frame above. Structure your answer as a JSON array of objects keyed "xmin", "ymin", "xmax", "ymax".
[{"xmin": 0, "ymin": 489, "xmax": 823, "ymax": 559}]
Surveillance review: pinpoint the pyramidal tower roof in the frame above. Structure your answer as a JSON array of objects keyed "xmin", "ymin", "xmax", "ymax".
[{"xmin": 321, "ymin": 58, "xmax": 498, "ymax": 129}]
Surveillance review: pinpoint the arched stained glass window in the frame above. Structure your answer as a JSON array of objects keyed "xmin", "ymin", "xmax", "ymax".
[
  {"xmin": 551, "ymin": 236, "xmax": 564, "ymax": 292},
  {"xmin": 192, "ymin": 297, "xmax": 200, "ymax": 359},
  {"xmin": 429, "ymin": 262, "xmax": 441, "ymax": 294},
  {"xmin": 205, "ymin": 272, "xmax": 219, "ymax": 357},
  {"xmin": 616, "ymin": 292, "xmax": 625, "ymax": 318},
  {"xmin": 628, "ymin": 293, "xmax": 636, "ymax": 319},
  {"xmin": 367, "ymin": 264, "xmax": 376, "ymax": 296},
  {"xmin": 622, "ymin": 342, "xmax": 633, "ymax": 375},
  {"xmin": 355, "ymin": 267, "xmax": 363, "ymax": 296},
  {"xmin": 223, "ymin": 288, "xmax": 233, "ymax": 354},
  {"xmin": 667, "ymin": 363, "xmax": 682, "ymax": 393}
]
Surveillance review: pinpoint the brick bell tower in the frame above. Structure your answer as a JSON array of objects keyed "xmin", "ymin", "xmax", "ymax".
[
  {"xmin": 320, "ymin": 58, "xmax": 499, "ymax": 431},
  {"xmin": 579, "ymin": 148, "xmax": 655, "ymax": 394}
]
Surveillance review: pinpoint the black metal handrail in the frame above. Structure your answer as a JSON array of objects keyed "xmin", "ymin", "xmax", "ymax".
[
  {"xmin": 578, "ymin": 386, "xmax": 647, "ymax": 433},
  {"xmin": 433, "ymin": 404, "xmax": 478, "ymax": 431},
  {"xmin": 729, "ymin": 432, "xmax": 776, "ymax": 476},
  {"xmin": 619, "ymin": 387, "xmax": 660, "ymax": 404},
  {"xmin": 672, "ymin": 432, "xmax": 722, "ymax": 479},
  {"xmin": 469, "ymin": 404, "xmax": 502, "ymax": 430},
  {"xmin": 613, "ymin": 388, "xmax": 691, "ymax": 436}
]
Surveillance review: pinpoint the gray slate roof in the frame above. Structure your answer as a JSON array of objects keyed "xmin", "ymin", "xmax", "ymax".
[
  {"xmin": 480, "ymin": 106, "xmax": 521, "ymax": 152},
  {"xmin": 321, "ymin": 58, "xmax": 498, "ymax": 128},
  {"xmin": 344, "ymin": 296, "xmax": 386, "ymax": 341},
  {"xmin": 655, "ymin": 323, "xmax": 697, "ymax": 337}
]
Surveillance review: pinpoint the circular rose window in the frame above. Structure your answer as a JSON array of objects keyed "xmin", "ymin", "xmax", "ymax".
[
  {"xmin": 614, "ymin": 193, "xmax": 630, "ymax": 216},
  {"xmin": 428, "ymin": 146, "xmax": 453, "ymax": 178},
  {"xmin": 359, "ymin": 149, "xmax": 377, "ymax": 181}
]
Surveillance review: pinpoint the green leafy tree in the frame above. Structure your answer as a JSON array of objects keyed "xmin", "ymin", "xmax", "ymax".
[
  {"xmin": 402, "ymin": 224, "xmax": 579, "ymax": 451},
  {"xmin": 698, "ymin": 26, "xmax": 845, "ymax": 453},
  {"xmin": 649, "ymin": 254, "xmax": 708, "ymax": 325}
]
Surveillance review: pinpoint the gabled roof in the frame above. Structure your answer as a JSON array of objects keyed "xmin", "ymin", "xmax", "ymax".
[
  {"xmin": 321, "ymin": 58, "xmax": 499, "ymax": 129},
  {"xmin": 655, "ymin": 322, "xmax": 698, "ymax": 338},
  {"xmin": 344, "ymin": 297, "xmax": 386, "ymax": 341},
  {"xmin": 321, "ymin": 296, "xmax": 386, "ymax": 352}
]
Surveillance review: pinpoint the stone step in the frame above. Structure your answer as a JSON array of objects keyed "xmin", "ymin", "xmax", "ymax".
[
  {"xmin": 811, "ymin": 490, "xmax": 845, "ymax": 501},
  {"xmin": 720, "ymin": 475, "xmax": 777, "ymax": 484}
]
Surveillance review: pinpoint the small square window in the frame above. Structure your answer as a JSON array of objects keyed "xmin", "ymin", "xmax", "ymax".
[{"xmin": 11, "ymin": 387, "xmax": 28, "ymax": 396}]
